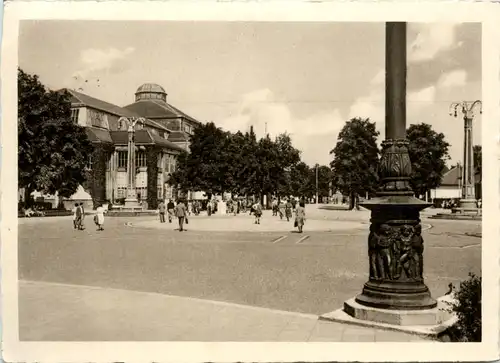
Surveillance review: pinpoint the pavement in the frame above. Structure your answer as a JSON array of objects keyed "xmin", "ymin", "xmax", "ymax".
[
  {"xmin": 18, "ymin": 205, "xmax": 481, "ymax": 342},
  {"xmin": 20, "ymin": 280, "xmax": 431, "ymax": 342}
]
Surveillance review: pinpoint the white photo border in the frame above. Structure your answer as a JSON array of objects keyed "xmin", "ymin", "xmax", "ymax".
[{"xmin": 2, "ymin": 1, "xmax": 499, "ymax": 362}]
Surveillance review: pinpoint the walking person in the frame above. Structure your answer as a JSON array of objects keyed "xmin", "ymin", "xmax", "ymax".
[
  {"xmin": 285, "ymin": 199, "xmax": 293, "ymax": 222},
  {"xmin": 295, "ymin": 200, "xmax": 306, "ymax": 233},
  {"xmin": 278, "ymin": 199, "xmax": 285, "ymax": 220},
  {"xmin": 79, "ymin": 202, "xmax": 86, "ymax": 230},
  {"xmin": 253, "ymin": 201, "xmax": 262, "ymax": 224},
  {"xmin": 158, "ymin": 200, "xmax": 166, "ymax": 223},
  {"xmin": 167, "ymin": 199, "xmax": 175, "ymax": 223},
  {"xmin": 175, "ymin": 199, "xmax": 187, "ymax": 232},
  {"xmin": 272, "ymin": 199, "xmax": 278, "ymax": 216},
  {"xmin": 94, "ymin": 203, "xmax": 105, "ymax": 231},
  {"xmin": 207, "ymin": 200, "xmax": 212, "ymax": 216},
  {"xmin": 72, "ymin": 203, "xmax": 79, "ymax": 229}
]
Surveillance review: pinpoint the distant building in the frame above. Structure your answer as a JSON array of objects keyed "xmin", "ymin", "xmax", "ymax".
[
  {"xmin": 430, "ymin": 165, "xmax": 481, "ymax": 202},
  {"xmin": 26, "ymin": 83, "xmax": 202, "ymax": 210}
]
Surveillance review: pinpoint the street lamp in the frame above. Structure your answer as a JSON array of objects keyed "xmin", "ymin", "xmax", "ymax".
[
  {"xmin": 118, "ymin": 116, "xmax": 146, "ymax": 208},
  {"xmin": 354, "ymin": 23, "xmax": 435, "ymax": 311},
  {"xmin": 449, "ymin": 101, "xmax": 482, "ymax": 210}
]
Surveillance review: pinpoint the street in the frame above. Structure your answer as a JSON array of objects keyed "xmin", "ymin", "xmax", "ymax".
[{"xmin": 19, "ymin": 208, "xmax": 481, "ymax": 326}]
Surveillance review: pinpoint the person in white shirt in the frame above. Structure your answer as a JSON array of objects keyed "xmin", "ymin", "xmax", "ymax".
[
  {"xmin": 95, "ymin": 204, "xmax": 105, "ymax": 231},
  {"xmin": 72, "ymin": 203, "xmax": 79, "ymax": 229}
]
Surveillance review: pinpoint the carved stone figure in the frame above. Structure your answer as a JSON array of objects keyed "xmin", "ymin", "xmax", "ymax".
[
  {"xmin": 411, "ymin": 224, "xmax": 424, "ymax": 281},
  {"xmin": 376, "ymin": 224, "xmax": 393, "ymax": 280},
  {"xmin": 368, "ymin": 225, "xmax": 380, "ymax": 280},
  {"xmin": 396, "ymin": 225, "xmax": 415, "ymax": 279}
]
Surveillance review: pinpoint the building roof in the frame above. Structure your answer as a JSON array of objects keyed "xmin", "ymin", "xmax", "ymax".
[
  {"xmin": 109, "ymin": 130, "xmax": 184, "ymax": 152},
  {"xmin": 440, "ymin": 165, "xmax": 481, "ymax": 186},
  {"xmin": 124, "ymin": 99, "xmax": 201, "ymax": 124},
  {"xmin": 136, "ymin": 83, "xmax": 166, "ymax": 95},
  {"xmin": 66, "ymin": 89, "xmax": 139, "ymax": 118},
  {"xmin": 64, "ymin": 89, "xmax": 170, "ymax": 132},
  {"xmin": 85, "ymin": 127, "xmax": 113, "ymax": 144}
]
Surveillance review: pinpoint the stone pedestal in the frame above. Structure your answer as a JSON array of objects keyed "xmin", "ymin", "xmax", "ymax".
[
  {"xmin": 124, "ymin": 188, "xmax": 141, "ymax": 209},
  {"xmin": 458, "ymin": 199, "xmax": 478, "ymax": 209},
  {"xmin": 320, "ymin": 295, "xmax": 457, "ymax": 339}
]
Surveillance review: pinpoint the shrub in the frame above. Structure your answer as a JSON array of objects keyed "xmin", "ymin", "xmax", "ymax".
[{"xmin": 448, "ymin": 273, "xmax": 482, "ymax": 342}]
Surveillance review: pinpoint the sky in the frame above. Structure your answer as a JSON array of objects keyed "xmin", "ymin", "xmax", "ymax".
[{"xmin": 18, "ymin": 21, "xmax": 481, "ymax": 166}]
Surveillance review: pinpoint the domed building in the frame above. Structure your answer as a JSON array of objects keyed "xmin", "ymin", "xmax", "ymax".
[
  {"xmin": 124, "ymin": 83, "xmax": 201, "ymax": 151},
  {"xmin": 41, "ymin": 82, "xmax": 203, "ymax": 210}
]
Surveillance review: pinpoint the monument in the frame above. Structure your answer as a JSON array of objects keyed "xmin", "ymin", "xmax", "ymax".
[{"xmin": 120, "ymin": 116, "xmax": 146, "ymax": 210}]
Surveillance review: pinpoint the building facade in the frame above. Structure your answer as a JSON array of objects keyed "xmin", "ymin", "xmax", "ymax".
[
  {"xmin": 54, "ymin": 83, "xmax": 201, "ymax": 209},
  {"xmin": 430, "ymin": 164, "xmax": 481, "ymax": 203}
]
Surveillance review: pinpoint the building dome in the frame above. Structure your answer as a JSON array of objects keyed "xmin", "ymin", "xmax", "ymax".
[{"xmin": 135, "ymin": 83, "xmax": 167, "ymax": 102}]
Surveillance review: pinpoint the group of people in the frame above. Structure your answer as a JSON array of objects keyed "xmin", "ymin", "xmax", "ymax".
[
  {"xmin": 157, "ymin": 196, "xmax": 307, "ymax": 233},
  {"xmin": 158, "ymin": 199, "xmax": 189, "ymax": 231},
  {"xmin": 72, "ymin": 202, "xmax": 106, "ymax": 231},
  {"xmin": 271, "ymin": 198, "xmax": 306, "ymax": 233}
]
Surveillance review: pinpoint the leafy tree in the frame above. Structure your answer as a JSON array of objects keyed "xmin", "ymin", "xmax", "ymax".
[
  {"xmin": 315, "ymin": 165, "xmax": 333, "ymax": 200},
  {"xmin": 168, "ymin": 122, "xmax": 231, "ymax": 198},
  {"xmin": 18, "ymin": 68, "xmax": 93, "ymax": 204},
  {"xmin": 473, "ymin": 145, "xmax": 481, "ymax": 176},
  {"xmin": 406, "ymin": 123, "xmax": 450, "ymax": 198},
  {"xmin": 473, "ymin": 145, "xmax": 482, "ymax": 200},
  {"xmin": 330, "ymin": 118, "xmax": 380, "ymax": 210},
  {"xmin": 273, "ymin": 133, "xmax": 301, "ymax": 200},
  {"xmin": 289, "ymin": 162, "xmax": 314, "ymax": 199}
]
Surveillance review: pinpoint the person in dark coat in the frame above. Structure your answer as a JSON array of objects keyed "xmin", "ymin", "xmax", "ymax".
[{"xmin": 175, "ymin": 199, "xmax": 187, "ymax": 232}]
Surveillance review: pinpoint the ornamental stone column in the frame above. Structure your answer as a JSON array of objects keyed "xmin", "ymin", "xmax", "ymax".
[
  {"xmin": 355, "ymin": 22, "xmax": 436, "ymax": 310},
  {"xmin": 450, "ymin": 101, "xmax": 482, "ymax": 209},
  {"xmin": 119, "ymin": 117, "xmax": 145, "ymax": 208}
]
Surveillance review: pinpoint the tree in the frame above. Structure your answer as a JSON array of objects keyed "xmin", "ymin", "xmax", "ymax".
[
  {"xmin": 288, "ymin": 162, "xmax": 314, "ymax": 199},
  {"xmin": 330, "ymin": 118, "xmax": 380, "ymax": 210},
  {"xmin": 18, "ymin": 68, "xmax": 93, "ymax": 204},
  {"xmin": 168, "ymin": 122, "xmax": 233, "ymax": 198},
  {"xmin": 316, "ymin": 165, "xmax": 333, "ymax": 200},
  {"xmin": 473, "ymin": 145, "xmax": 481, "ymax": 176},
  {"xmin": 406, "ymin": 123, "xmax": 450, "ymax": 198},
  {"xmin": 473, "ymin": 145, "xmax": 482, "ymax": 199}
]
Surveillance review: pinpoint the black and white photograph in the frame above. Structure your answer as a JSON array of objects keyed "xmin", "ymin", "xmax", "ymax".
[{"xmin": 2, "ymin": 2, "xmax": 499, "ymax": 362}]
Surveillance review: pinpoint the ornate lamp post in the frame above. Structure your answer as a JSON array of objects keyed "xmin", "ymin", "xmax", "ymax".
[
  {"xmin": 449, "ymin": 101, "xmax": 482, "ymax": 209},
  {"xmin": 118, "ymin": 116, "xmax": 146, "ymax": 208},
  {"xmin": 354, "ymin": 22, "xmax": 436, "ymax": 311}
]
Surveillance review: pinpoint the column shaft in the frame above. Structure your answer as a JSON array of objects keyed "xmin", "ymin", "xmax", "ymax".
[{"xmin": 385, "ymin": 22, "xmax": 407, "ymax": 140}]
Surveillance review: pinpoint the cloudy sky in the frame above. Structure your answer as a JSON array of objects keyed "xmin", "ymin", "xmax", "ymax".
[{"xmin": 19, "ymin": 21, "xmax": 481, "ymax": 166}]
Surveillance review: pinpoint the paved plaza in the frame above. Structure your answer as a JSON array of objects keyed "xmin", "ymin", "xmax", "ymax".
[{"xmin": 18, "ymin": 206, "xmax": 481, "ymax": 341}]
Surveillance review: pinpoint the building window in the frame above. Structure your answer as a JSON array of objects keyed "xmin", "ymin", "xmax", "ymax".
[
  {"xmin": 88, "ymin": 109, "xmax": 109, "ymax": 129},
  {"xmin": 71, "ymin": 109, "xmax": 80, "ymax": 124},
  {"xmin": 136, "ymin": 152, "xmax": 147, "ymax": 168},
  {"xmin": 118, "ymin": 151, "xmax": 127, "ymax": 169}
]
